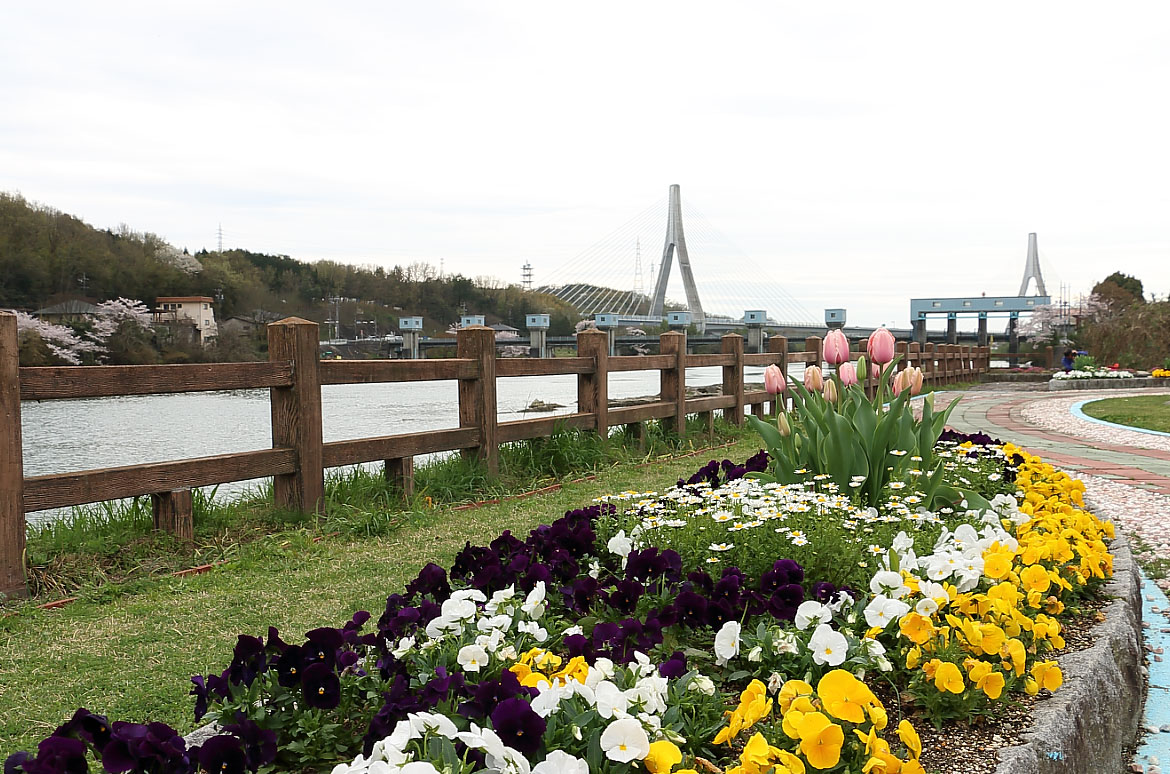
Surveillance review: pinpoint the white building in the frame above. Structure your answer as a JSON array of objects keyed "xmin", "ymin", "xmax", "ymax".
[{"xmin": 154, "ymin": 296, "xmax": 218, "ymax": 344}]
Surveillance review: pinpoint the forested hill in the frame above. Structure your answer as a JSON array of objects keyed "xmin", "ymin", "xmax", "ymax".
[{"xmin": 0, "ymin": 192, "xmax": 583, "ymax": 336}]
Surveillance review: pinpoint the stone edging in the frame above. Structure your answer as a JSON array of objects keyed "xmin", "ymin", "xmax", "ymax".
[
  {"xmin": 1049, "ymin": 377, "xmax": 1164, "ymax": 391},
  {"xmin": 993, "ymin": 532, "xmax": 1145, "ymax": 773}
]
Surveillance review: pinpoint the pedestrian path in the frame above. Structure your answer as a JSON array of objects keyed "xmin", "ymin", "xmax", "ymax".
[{"xmin": 942, "ymin": 384, "xmax": 1170, "ymax": 772}]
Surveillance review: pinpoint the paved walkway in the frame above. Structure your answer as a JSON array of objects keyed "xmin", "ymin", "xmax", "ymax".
[
  {"xmin": 941, "ymin": 384, "xmax": 1170, "ymax": 773},
  {"xmin": 943, "ymin": 384, "xmax": 1170, "ymax": 494}
]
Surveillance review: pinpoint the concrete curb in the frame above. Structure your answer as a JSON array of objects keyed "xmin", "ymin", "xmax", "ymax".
[
  {"xmin": 1049, "ymin": 377, "xmax": 1162, "ymax": 391},
  {"xmin": 994, "ymin": 532, "xmax": 1145, "ymax": 774}
]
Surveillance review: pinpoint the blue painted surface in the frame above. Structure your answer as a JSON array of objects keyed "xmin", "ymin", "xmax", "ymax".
[
  {"xmin": 1071, "ymin": 398, "xmax": 1170, "ymax": 438},
  {"xmin": 1136, "ymin": 570, "xmax": 1170, "ymax": 768}
]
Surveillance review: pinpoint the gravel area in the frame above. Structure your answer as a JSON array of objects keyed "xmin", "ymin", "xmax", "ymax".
[
  {"xmin": 1080, "ymin": 473, "xmax": 1170, "ymax": 592},
  {"xmin": 1019, "ymin": 389, "xmax": 1170, "ymax": 451}
]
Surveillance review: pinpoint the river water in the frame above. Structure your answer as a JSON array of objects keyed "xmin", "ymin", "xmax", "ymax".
[{"xmin": 21, "ymin": 364, "xmax": 789, "ymax": 523}]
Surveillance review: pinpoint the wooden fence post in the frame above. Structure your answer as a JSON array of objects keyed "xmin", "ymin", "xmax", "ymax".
[
  {"xmin": 768, "ymin": 335, "xmax": 788, "ymax": 413},
  {"xmin": 805, "ymin": 336, "xmax": 823, "ymax": 370},
  {"xmin": 0, "ymin": 313, "xmax": 27, "ymax": 599},
  {"xmin": 721, "ymin": 333, "xmax": 744, "ymax": 426},
  {"xmin": 384, "ymin": 457, "xmax": 414, "ymax": 500},
  {"xmin": 660, "ymin": 330, "xmax": 687, "ymax": 438},
  {"xmin": 268, "ymin": 318, "xmax": 325, "ymax": 515},
  {"xmin": 457, "ymin": 326, "xmax": 499, "ymax": 475},
  {"xmin": 923, "ymin": 343, "xmax": 936, "ymax": 385},
  {"xmin": 152, "ymin": 490, "xmax": 193, "ymax": 543},
  {"xmin": 577, "ymin": 329, "xmax": 609, "ymax": 440},
  {"xmin": 907, "ymin": 341, "xmax": 920, "ymax": 370}
]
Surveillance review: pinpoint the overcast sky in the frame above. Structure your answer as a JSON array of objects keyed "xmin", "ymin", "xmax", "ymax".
[{"xmin": 2, "ymin": 2, "xmax": 1167, "ymax": 328}]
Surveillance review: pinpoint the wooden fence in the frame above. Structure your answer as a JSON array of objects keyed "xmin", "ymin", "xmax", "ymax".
[{"xmin": 0, "ymin": 312, "xmax": 990, "ymax": 597}]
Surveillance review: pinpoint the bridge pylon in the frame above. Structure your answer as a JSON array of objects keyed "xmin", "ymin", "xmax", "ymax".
[
  {"xmin": 1018, "ymin": 232, "xmax": 1048, "ymax": 297},
  {"xmin": 649, "ymin": 184, "xmax": 706, "ymax": 333}
]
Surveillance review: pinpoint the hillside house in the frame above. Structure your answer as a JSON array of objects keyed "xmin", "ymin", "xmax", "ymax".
[{"xmin": 154, "ymin": 296, "xmax": 218, "ymax": 345}]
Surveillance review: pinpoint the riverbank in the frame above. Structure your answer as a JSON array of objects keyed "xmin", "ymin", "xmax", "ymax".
[{"xmin": 16, "ymin": 418, "xmax": 755, "ymax": 601}]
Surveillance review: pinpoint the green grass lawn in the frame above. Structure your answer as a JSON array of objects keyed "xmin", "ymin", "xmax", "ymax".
[
  {"xmin": 1081, "ymin": 394, "xmax": 1170, "ymax": 433},
  {"xmin": 0, "ymin": 434, "xmax": 764, "ymax": 757}
]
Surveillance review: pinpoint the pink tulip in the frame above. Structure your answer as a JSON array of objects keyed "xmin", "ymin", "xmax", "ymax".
[
  {"xmin": 910, "ymin": 367, "xmax": 924, "ymax": 395},
  {"xmin": 763, "ymin": 364, "xmax": 786, "ymax": 395},
  {"xmin": 838, "ymin": 362, "xmax": 858, "ymax": 387},
  {"xmin": 823, "ymin": 329, "xmax": 851, "ymax": 365},
  {"xmin": 892, "ymin": 369, "xmax": 910, "ymax": 396},
  {"xmin": 823, "ymin": 379, "xmax": 838, "ymax": 402},
  {"xmin": 804, "ymin": 365, "xmax": 824, "ymax": 391},
  {"xmin": 867, "ymin": 327, "xmax": 896, "ymax": 366}
]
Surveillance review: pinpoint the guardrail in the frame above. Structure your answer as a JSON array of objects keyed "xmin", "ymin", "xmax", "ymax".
[{"xmin": 0, "ymin": 312, "xmax": 990, "ymax": 598}]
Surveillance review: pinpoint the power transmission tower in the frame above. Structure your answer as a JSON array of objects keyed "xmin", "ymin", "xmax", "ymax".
[
  {"xmin": 649, "ymin": 184, "xmax": 705, "ymax": 331},
  {"xmin": 522, "ymin": 262, "xmax": 533, "ymax": 291},
  {"xmin": 217, "ymin": 224, "xmax": 224, "ymax": 253},
  {"xmin": 1018, "ymin": 232, "xmax": 1048, "ymax": 296}
]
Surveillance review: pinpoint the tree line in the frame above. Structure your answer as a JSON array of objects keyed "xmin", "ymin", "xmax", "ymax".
[{"xmin": 1, "ymin": 193, "xmax": 586, "ymax": 364}]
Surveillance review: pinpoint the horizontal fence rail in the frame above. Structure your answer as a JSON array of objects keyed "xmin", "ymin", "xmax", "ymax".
[{"xmin": 0, "ymin": 311, "xmax": 992, "ymax": 598}]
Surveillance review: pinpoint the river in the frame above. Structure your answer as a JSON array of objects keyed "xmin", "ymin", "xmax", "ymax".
[{"xmin": 20, "ymin": 364, "xmax": 791, "ymax": 524}]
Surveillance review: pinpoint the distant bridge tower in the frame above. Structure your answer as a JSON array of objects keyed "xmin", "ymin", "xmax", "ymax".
[
  {"xmin": 1018, "ymin": 232, "xmax": 1047, "ymax": 296},
  {"xmin": 649, "ymin": 184, "xmax": 706, "ymax": 332}
]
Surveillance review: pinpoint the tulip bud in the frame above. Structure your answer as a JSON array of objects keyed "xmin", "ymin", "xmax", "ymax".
[
  {"xmin": 804, "ymin": 365, "xmax": 824, "ymax": 392},
  {"xmin": 856, "ymin": 356, "xmax": 868, "ymax": 382},
  {"xmin": 838, "ymin": 362, "xmax": 858, "ymax": 387},
  {"xmin": 823, "ymin": 329, "xmax": 851, "ymax": 366},
  {"xmin": 867, "ymin": 327, "xmax": 896, "ymax": 366},
  {"xmin": 892, "ymin": 369, "xmax": 909, "ymax": 397},
  {"xmin": 777, "ymin": 412, "xmax": 791, "ymax": 437},
  {"xmin": 763, "ymin": 364, "xmax": 786, "ymax": 395},
  {"xmin": 823, "ymin": 379, "xmax": 838, "ymax": 402},
  {"xmin": 910, "ymin": 367, "xmax": 925, "ymax": 396}
]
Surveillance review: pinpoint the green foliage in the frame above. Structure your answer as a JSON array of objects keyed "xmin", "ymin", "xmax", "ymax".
[
  {"xmin": 1093, "ymin": 271, "xmax": 1144, "ymax": 302},
  {"xmin": 747, "ymin": 363, "xmax": 959, "ymax": 510},
  {"xmin": 1080, "ymin": 297, "xmax": 1170, "ymax": 368},
  {"xmin": 0, "ymin": 192, "xmax": 586, "ymax": 345},
  {"xmin": 1072, "ymin": 354, "xmax": 1097, "ymax": 371}
]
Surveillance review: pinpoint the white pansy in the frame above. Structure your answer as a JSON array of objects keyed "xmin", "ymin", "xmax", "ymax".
[
  {"xmin": 808, "ymin": 623, "xmax": 848, "ymax": 666},
  {"xmin": 521, "ymin": 582, "xmax": 547, "ymax": 619},
  {"xmin": 748, "ymin": 646, "xmax": 763, "ymax": 662},
  {"xmin": 477, "ymin": 614, "xmax": 513, "ymax": 632},
  {"xmin": 408, "ymin": 712, "xmax": 459, "ymax": 739},
  {"xmin": 594, "ymin": 680, "xmax": 629, "ymax": 718},
  {"xmin": 915, "ymin": 597, "xmax": 940, "ymax": 616},
  {"xmin": 391, "ymin": 636, "xmax": 415, "ymax": 659},
  {"xmin": 891, "ymin": 530, "xmax": 914, "ymax": 553},
  {"xmin": 607, "ymin": 530, "xmax": 633, "ymax": 558},
  {"xmin": 870, "ymin": 570, "xmax": 909, "ymax": 598},
  {"xmin": 688, "ymin": 674, "xmax": 716, "ymax": 695},
  {"xmin": 714, "ymin": 620, "xmax": 741, "ymax": 665},
  {"xmin": 864, "ymin": 595, "xmax": 911, "ymax": 629},
  {"xmin": 450, "ymin": 588, "xmax": 487, "ymax": 603},
  {"xmin": 457, "ymin": 644, "xmax": 489, "ymax": 672},
  {"xmin": 794, "ymin": 600, "xmax": 832, "ymax": 630},
  {"xmin": 533, "ymin": 751, "xmax": 588, "ymax": 774},
  {"xmin": 518, "ymin": 620, "xmax": 548, "ymax": 642},
  {"xmin": 424, "ymin": 616, "xmax": 462, "ymax": 639},
  {"xmin": 563, "ymin": 625, "xmax": 584, "ymax": 637},
  {"xmin": 529, "ymin": 683, "xmax": 567, "ymax": 717},
  {"xmin": 600, "ymin": 717, "xmax": 651, "ymax": 763},
  {"xmin": 440, "ymin": 597, "xmax": 477, "ymax": 621}
]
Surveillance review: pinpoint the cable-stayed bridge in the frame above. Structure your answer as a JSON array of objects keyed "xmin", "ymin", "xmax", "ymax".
[{"xmin": 537, "ymin": 185, "xmax": 821, "ymax": 333}]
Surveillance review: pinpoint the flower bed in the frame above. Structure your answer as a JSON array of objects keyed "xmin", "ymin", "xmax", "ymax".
[
  {"xmin": 5, "ymin": 437, "xmax": 1117, "ymax": 774},
  {"xmin": 5, "ymin": 334, "xmax": 1122, "ymax": 774},
  {"xmin": 1052, "ymin": 368, "xmax": 1135, "ymax": 380}
]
